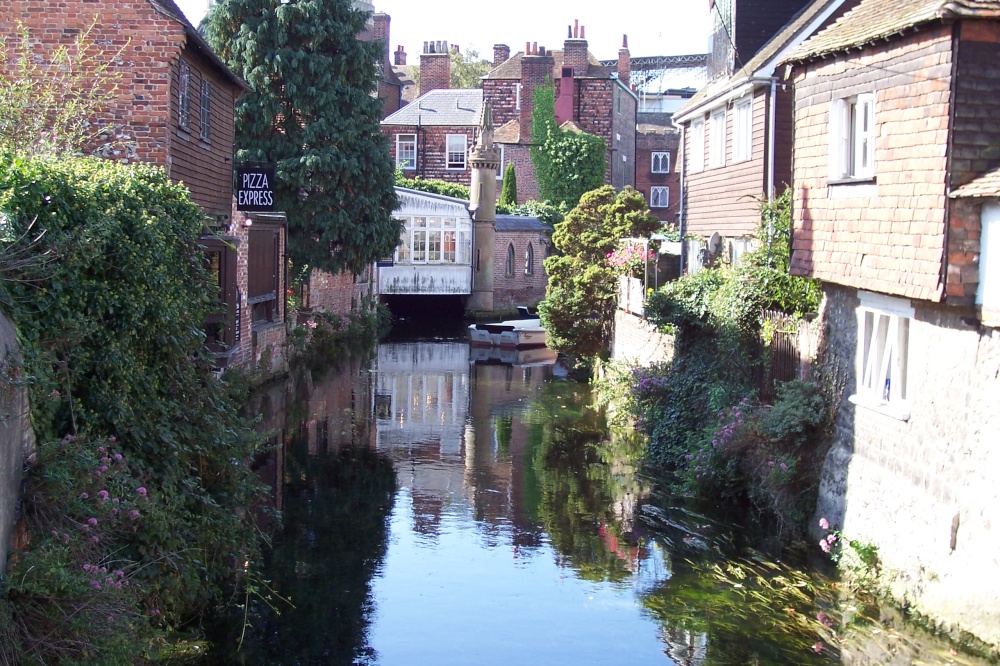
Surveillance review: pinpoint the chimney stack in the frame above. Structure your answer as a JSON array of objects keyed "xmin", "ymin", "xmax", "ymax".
[
  {"xmin": 372, "ymin": 13, "xmax": 390, "ymax": 67},
  {"xmin": 493, "ymin": 43, "xmax": 510, "ymax": 67},
  {"xmin": 519, "ymin": 43, "xmax": 555, "ymax": 144},
  {"xmin": 618, "ymin": 34, "xmax": 631, "ymax": 86},
  {"xmin": 563, "ymin": 20, "xmax": 588, "ymax": 75},
  {"xmin": 420, "ymin": 39, "xmax": 451, "ymax": 95},
  {"xmin": 394, "ymin": 44, "xmax": 407, "ymax": 66}
]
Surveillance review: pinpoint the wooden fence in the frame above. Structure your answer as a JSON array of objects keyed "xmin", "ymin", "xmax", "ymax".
[{"xmin": 754, "ymin": 310, "xmax": 813, "ymax": 401}]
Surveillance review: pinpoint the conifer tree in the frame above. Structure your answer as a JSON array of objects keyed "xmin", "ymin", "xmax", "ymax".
[
  {"xmin": 499, "ymin": 163, "xmax": 518, "ymax": 207},
  {"xmin": 206, "ymin": 0, "xmax": 400, "ymax": 275}
]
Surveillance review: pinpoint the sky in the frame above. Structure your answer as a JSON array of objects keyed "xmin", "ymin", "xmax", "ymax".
[{"xmin": 172, "ymin": 0, "xmax": 712, "ymax": 62}]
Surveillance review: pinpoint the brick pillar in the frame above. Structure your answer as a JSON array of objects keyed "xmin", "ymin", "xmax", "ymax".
[
  {"xmin": 420, "ymin": 41, "xmax": 451, "ymax": 95},
  {"xmin": 394, "ymin": 45, "xmax": 407, "ymax": 66},
  {"xmin": 618, "ymin": 34, "xmax": 630, "ymax": 86},
  {"xmin": 519, "ymin": 44, "xmax": 555, "ymax": 143},
  {"xmin": 372, "ymin": 12, "xmax": 390, "ymax": 66},
  {"xmin": 493, "ymin": 43, "xmax": 510, "ymax": 67}
]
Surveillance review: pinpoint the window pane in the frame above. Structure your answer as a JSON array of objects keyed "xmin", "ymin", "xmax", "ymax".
[
  {"xmin": 447, "ymin": 135, "xmax": 467, "ymax": 169},
  {"xmin": 397, "ymin": 134, "xmax": 416, "ymax": 170},
  {"xmin": 443, "ymin": 231, "xmax": 456, "ymax": 262},
  {"xmin": 428, "ymin": 231, "xmax": 442, "ymax": 261},
  {"xmin": 413, "ymin": 230, "xmax": 427, "ymax": 262}
]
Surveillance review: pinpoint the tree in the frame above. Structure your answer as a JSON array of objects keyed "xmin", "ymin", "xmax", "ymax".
[
  {"xmin": 451, "ymin": 47, "xmax": 493, "ymax": 89},
  {"xmin": 530, "ymin": 83, "xmax": 607, "ymax": 209},
  {"xmin": 499, "ymin": 162, "xmax": 518, "ymax": 207},
  {"xmin": 206, "ymin": 0, "xmax": 400, "ymax": 275},
  {"xmin": 538, "ymin": 186, "xmax": 660, "ymax": 363}
]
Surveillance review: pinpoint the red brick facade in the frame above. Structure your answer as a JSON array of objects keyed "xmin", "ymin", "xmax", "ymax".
[
  {"xmin": 419, "ymin": 51, "xmax": 450, "ymax": 96},
  {"xmin": 305, "ymin": 267, "xmax": 375, "ymax": 317},
  {"xmin": 788, "ymin": 24, "xmax": 955, "ymax": 302},
  {"xmin": 636, "ymin": 126, "xmax": 680, "ymax": 224},
  {"xmin": 383, "ymin": 125, "xmax": 477, "ymax": 185},
  {"xmin": 493, "ymin": 229, "xmax": 549, "ymax": 311}
]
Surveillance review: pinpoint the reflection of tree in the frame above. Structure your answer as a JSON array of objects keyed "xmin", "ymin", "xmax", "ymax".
[
  {"xmin": 641, "ymin": 557, "xmax": 841, "ymax": 665},
  {"xmin": 226, "ymin": 443, "xmax": 396, "ymax": 665},
  {"xmin": 524, "ymin": 383, "xmax": 648, "ymax": 582}
]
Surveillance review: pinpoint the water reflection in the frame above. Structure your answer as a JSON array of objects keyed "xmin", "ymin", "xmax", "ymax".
[{"xmin": 228, "ymin": 342, "xmax": 995, "ymax": 666}]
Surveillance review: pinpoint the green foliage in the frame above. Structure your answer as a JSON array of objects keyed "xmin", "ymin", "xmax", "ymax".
[
  {"xmin": 394, "ymin": 171, "xmax": 470, "ymax": 200},
  {"xmin": 499, "ymin": 163, "xmax": 518, "ymax": 207},
  {"xmin": 449, "ymin": 47, "xmax": 493, "ymax": 89},
  {"xmin": 496, "ymin": 199, "xmax": 565, "ymax": 226},
  {"xmin": 529, "ymin": 83, "xmax": 607, "ymax": 209},
  {"xmin": 290, "ymin": 302, "xmax": 391, "ymax": 368},
  {"xmin": 205, "ymin": 0, "xmax": 401, "ymax": 275},
  {"xmin": 0, "ymin": 154, "xmax": 265, "ymax": 659},
  {"xmin": 539, "ymin": 186, "xmax": 659, "ymax": 364},
  {"xmin": 0, "ymin": 24, "xmax": 125, "ymax": 157}
]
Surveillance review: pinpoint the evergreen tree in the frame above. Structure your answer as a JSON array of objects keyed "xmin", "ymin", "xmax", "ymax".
[
  {"xmin": 499, "ymin": 162, "xmax": 518, "ymax": 207},
  {"xmin": 538, "ymin": 185, "xmax": 660, "ymax": 363},
  {"xmin": 206, "ymin": 0, "xmax": 400, "ymax": 275}
]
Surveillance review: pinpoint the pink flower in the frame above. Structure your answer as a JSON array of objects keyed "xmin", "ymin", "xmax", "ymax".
[
  {"xmin": 819, "ymin": 538, "xmax": 831, "ymax": 553},
  {"xmin": 813, "ymin": 642, "xmax": 824, "ymax": 653},
  {"xmin": 826, "ymin": 534, "xmax": 837, "ymax": 544},
  {"xmin": 819, "ymin": 517, "xmax": 830, "ymax": 530}
]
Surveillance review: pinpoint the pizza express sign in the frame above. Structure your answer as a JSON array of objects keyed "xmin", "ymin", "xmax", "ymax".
[{"xmin": 236, "ymin": 166, "xmax": 276, "ymax": 212}]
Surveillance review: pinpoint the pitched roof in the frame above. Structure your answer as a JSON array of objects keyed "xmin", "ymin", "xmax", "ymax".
[
  {"xmin": 951, "ymin": 166, "xmax": 1000, "ymax": 198},
  {"xmin": 785, "ymin": 0, "xmax": 1000, "ymax": 63},
  {"xmin": 496, "ymin": 215, "xmax": 548, "ymax": 232},
  {"xmin": 148, "ymin": 0, "xmax": 249, "ymax": 91},
  {"xmin": 675, "ymin": 0, "xmax": 847, "ymax": 121},
  {"xmin": 494, "ymin": 119, "xmax": 522, "ymax": 144},
  {"xmin": 381, "ymin": 89, "xmax": 484, "ymax": 126},
  {"xmin": 485, "ymin": 50, "xmax": 613, "ymax": 80}
]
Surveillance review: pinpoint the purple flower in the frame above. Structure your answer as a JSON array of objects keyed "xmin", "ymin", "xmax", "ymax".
[
  {"xmin": 92, "ymin": 535, "xmax": 100, "ymax": 543},
  {"xmin": 114, "ymin": 453, "xmax": 122, "ymax": 461},
  {"xmin": 80, "ymin": 492, "xmax": 89, "ymax": 500},
  {"xmin": 129, "ymin": 510, "xmax": 140, "ymax": 521},
  {"xmin": 90, "ymin": 580, "xmax": 101, "ymax": 590},
  {"xmin": 98, "ymin": 490, "xmax": 109, "ymax": 502},
  {"xmin": 819, "ymin": 517, "xmax": 830, "ymax": 530},
  {"xmin": 82, "ymin": 564, "xmax": 93, "ymax": 573},
  {"xmin": 87, "ymin": 518, "xmax": 98, "ymax": 526},
  {"xmin": 108, "ymin": 436, "xmax": 117, "ymax": 443},
  {"xmin": 98, "ymin": 446, "xmax": 106, "ymax": 454},
  {"xmin": 136, "ymin": 487, "xmax": 147, "ymax": 497}
]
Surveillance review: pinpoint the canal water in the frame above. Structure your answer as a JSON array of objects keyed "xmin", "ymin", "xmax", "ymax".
[{"xmin": 221, "ymin": 337, "xmax": 996, "ymax": 665}]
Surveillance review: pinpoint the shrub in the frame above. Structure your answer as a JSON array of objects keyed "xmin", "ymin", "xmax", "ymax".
[
  {"xmin": 499, "ymin": 163, "xmax": 517, "ymax": 207},
  {"xmin": 394, "ymin": 172, "xmax": 470, "ymax": 200}
]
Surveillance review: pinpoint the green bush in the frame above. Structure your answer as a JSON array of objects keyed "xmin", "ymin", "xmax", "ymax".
[
  {"xmin": 499, "ymin": 163, "xmax": 517, "ymax": 207},
  {"xmin": 394, "ymin": 172, "xmax": 470, "ymax": 200},
  {"xmin": 0, "ymin": 153, "xmax": 264, "ymax": 660}
]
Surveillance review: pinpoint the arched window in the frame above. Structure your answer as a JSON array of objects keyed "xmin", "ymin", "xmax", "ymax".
[
  {"xmin": 525, "ymin": 243, "xmax": 534, "ymax": 275},
  {"xmin": 506, "ymin": 243, "xmax": 515, "ymax": 277}
]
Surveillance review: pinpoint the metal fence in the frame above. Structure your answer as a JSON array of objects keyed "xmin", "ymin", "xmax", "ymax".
[{"xmin": 755, "ymin": 310, "xmax": 804, "ymax": 401}]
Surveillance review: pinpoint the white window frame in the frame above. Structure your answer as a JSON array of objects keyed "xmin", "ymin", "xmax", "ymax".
[
  {"xmin": 978, "ymin": 203, "xmax": 1000, "ymax": 322},
  {"xmin": 732, "ymin": 97, "xmax": 752, "ymax": 162},
  {"xmin": 849, "ymin": 291, "xmax": 913, "ymax": 420},
  {"xmin": 650, "ymin": 186, "xmax": 669, "ymax": 208},
  {"xmin": 651, "ymin": 151, "xmax": 670, "ymax": 174},
  {"xmin": 690, "ymin": 119, "xmax": 705, "ymax": 173},
  {"xmin": 829, "ymin": 92, "xmax": 875, "ymax": 181},
  {"xmin": 396, "ymin": 134, "xmax": 416, "ymax": 171},
  {"xmin": 446, "ymin": 134, "xmax": 467, "ymax": 170},
  {"xmin": 709, "ymin": 108, "xmax": 726, "ymax": 168},
  {"xmin": 496, "ymin": 144, "xmax": 506, "ymax": 181}
]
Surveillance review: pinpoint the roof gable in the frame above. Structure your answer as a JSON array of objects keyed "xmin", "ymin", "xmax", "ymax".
[
  {"xmin": 485, "ymin": 49, "xmax": 613, "ymax": 81},
  {"xmin": 148, "ymin": 0, "xmax": 249, "ymax": 91}
]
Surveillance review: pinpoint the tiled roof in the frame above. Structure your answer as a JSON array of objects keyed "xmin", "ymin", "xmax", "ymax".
[
  {"xmin": 148, "ymin": 0, "xmax": 249, "ymax": 91},
  {"xmin": 676, "ymin": 0, "xmax": 846, "ymax": 120},
  {"xmin": 381, "ymin": 89, "xmax": 484, "ymax": 126},
  {"xmin": 496, "ymin": 215, "xmax": 548, "ymax": 232},
  {"xmin": 559, "ymin": 119, "xmax": 586, "ymax": 133},
  {"xmin": 637, "ymin": 122, "xmax": 676, "ymax": 135},
  {"xmin": 785, "ymin": 0, "xmax": 1000, "ymax": 62},
  {"xmin": 486, "ymin": 50, "xmax": 613, "ymax": 80},
  {"xmin": 951, "ymin": 166, "xmax": 1000, "ymax": 198},
  {"xmin": 494, "ymin": 119, "xmax": 521, "ymax": 144}
]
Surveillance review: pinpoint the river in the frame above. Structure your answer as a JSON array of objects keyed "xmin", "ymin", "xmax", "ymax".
[{"xmin": 213, "ymin": 337, "xmax": 996, "ymax": 665}]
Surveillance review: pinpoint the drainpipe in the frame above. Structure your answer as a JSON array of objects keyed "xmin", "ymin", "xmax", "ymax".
[
  {"xmin": 678, "ymin": 123, "xmax": 687, "ymax": 276},
  {"xmin": 767, "ymin": 77, "xmax": 778, "ymax": 265}
]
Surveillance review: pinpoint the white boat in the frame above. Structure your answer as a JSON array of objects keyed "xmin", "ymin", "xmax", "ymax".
[
  {"xmin": 469, "ymin": 345, "xmax": 558, "ymax": 367},
  {"xmin": 467, "ymin": 317, "xmax": 547, "ymax": 349}
]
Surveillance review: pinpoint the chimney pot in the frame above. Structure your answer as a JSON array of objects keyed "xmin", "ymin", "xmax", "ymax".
[
  {"xmin": 581, "ymin": 26, "xmax": 585, "ymax": 39},
  {"xmin": 574, "ymin": 19, "xmax": 579, "ymax": 38},
  {"xmin": 622, "ymin": 34, "xmax": 628, "ymax": 49}
]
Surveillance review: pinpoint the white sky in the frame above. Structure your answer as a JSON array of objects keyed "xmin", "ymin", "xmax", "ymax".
[{"xmin": 173, "ymin": 0, "xmax": 712, "ymax": 61}]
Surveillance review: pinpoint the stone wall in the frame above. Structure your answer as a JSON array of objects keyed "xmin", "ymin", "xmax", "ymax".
[
  {"xmin": 492, "ymin": 230, "xmax": 548, "ymax": 311},
  {"xmin": 0, "ymin": 313, "xmax": 35, "ymax": 579},
  {"xmin": 611, "ymin": 310, "xmax": 675, "ymax": 367},
  {"xmin": 816, "ymin": 284, "xmax": 1000, "ymax": 649}
]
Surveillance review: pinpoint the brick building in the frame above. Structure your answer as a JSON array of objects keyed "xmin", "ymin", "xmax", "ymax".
[
  {"xmin": 783, "ymin": 0, "xmax": 1000, "ymax": 645},
  {"xmin": 484, "ymin": 24, "xmax": 637, "ymax": 201},
  {"xmin": 3, "ymin": 0, "xmax": 289, "ymax": 373},
  {"xmin": 673, "ymin": 0, "xmax": 854, "ymax": 270},
  {"xmin": 493, "ymin": 215, "xmax": 550, "ymax": 311},
  {"xmin": 635, "ymin": 114, "xmax": 681, "ymax": 224}
]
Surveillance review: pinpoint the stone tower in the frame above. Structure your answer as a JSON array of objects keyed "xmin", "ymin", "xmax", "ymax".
[{"xmin": 466, "ymin": 104, "xmax": 501, "ymax": 313}]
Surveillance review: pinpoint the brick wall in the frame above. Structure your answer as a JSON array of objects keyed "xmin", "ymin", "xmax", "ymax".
[
  {"xmin": 636, "ymin": 129, "xmax": 680, "ymax": 224},
  {"xmin": 383, "ymin": 125, "xmax": 476, "ymax": 185},
  {"xmin": 484, "ymin": 79, "xmax": 520, "ymax": 128},
  {"xmin": 493, "ymin": 44, "xmax": 510, "ymax": 68},
  {"xmin": 419, "ymin": 51, "xmax": 450, "ymax": 96},
  {"xmin": 519, "ymin": 53, "xmax": 555, "ymax": 145},
  {"xmin": 611, "ymin": 310, "xmax": 674, "ymax": 367},
  {"xmin": 949, "ymin": 21, "xmax": 1000, "ymax": 191},
  {"xmin": 789, "ymin": 25, "xmax": 954, "ymax": 302},
  {"xmin": 816, "ymin": 284, "xmax": 1000, "ymax": 646},
  {"xmin": 492, "ymin": 229, "xmax": 548, "ymax": 311},
  {"xmin": 306, "ymin": 266, "xmax": 374, "ymax": 317},
  {"xmin": 501, "ymin": 143, "xmax": 539, "ymax": 203}
]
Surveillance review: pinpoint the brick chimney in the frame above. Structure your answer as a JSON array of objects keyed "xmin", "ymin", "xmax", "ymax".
[
  {"xmin": 520, "ymin": 42, "xmax": 555, "ymax": 143},
  {"xmin": 493, "ymin": 43, "xmax": 510, "ymax": 67},
  {"xmin": 563, "ymin": 19, "xmax": 588, "ymax": 76},
  {"xmin": 372, "ymin": 13, "xmax": 391, "ymax": 66},
  {"xmin": 618, "ymin": 34, "xmax": 630, "ymax": 86},
  {"xmin": 420, "ymin": 40, "xmax": 451, "ymax": 95},
  {"xmin": 394, "ymin": 45, "xmax": 407, "ymax": 67}
]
